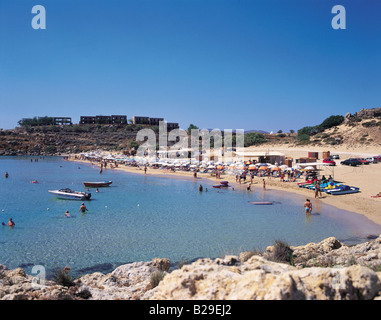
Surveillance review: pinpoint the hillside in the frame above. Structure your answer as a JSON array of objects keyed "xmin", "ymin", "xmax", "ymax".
[
  {"xmin": 260, "ymin": 108, "xmax": 381, "ymax": 150},
  {"xmin": 0, "ymin": 125, "xmax": 140, "ymax": 156},
  {"xmin": 0, "ymin": 108, "xmax": 380, "ymax": 156}
]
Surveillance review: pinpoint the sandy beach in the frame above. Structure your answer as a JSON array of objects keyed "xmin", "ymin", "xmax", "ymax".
[{"xmin": 69, "ymin": 144, "xmax": 381, "ymax": 227}]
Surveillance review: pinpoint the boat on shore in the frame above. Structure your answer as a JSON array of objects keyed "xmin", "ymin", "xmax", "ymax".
[
  {"xmin": 49, "ymin": 188, "xmax": 92, "ymax": 200},
  {"xmin": 83, "ymin": 181, "xmax": 112, "ymax": 187},
  {"xmin": 326, "ymin": 186, "xmax": 359, "ymax": 195}
]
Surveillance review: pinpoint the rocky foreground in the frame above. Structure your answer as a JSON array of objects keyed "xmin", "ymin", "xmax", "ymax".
[{"xmin": 1, "ymin": 236, "xmax": 381, "ymax": 300}]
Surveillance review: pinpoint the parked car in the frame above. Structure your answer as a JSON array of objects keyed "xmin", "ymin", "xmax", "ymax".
[
  {"xmin": 330, "ymin": 154, "xmax": 340, "ymax": 159},
  {"xmin": 323, "ymin": 158, "xmax": 336, "ymax": 166},
  {"xmin": 366, "ymin": 157, "xmax": 378, "ymax": 163},
  {"xmin": 340, "ymin": 158, "xmax": 362, "ymax": 166},
  {"xmin": 356, "ymin": 158, "xmax": 370, "ymax": 165}
]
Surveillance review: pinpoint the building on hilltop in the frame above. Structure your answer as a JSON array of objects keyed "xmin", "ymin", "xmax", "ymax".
[
  {"xmin": 132, "ymin": 116, "xmax": 179, "ymax": 130},
  {"xmin": 167, "ymin": 122, "xmax": 180, "ymax": 130},
  {"xmin": 149, "ymin": 117, "xmax": 164, "ymax": 126},
  {"xmin": 80, "ymin": 115, "xmax": 127, "ymax": 125},
  {"xmin": 132, "ymin": 116, "xmax": 150, "ymax": 125}
]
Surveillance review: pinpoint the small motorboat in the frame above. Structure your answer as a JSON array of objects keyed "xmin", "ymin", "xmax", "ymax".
[
  {"xmin": 326, "ymin": 186, "xmax": 359, "ymax": 195},
  {"xmin": 83, "ymin": 181, "xmax": 112, "ymax": 187},
  {"xmin": 219, "ymin": 181, "xmax": 229, "ymax": 187},
  {"xmin": 249, "ymin": 201, "xmax": 273, "ymax": 205},
  {"xmin": 49, "ymin": 188, "xmax": 91, "ymax": 200}
]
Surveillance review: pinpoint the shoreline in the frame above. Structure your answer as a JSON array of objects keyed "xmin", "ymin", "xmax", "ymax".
[{"xmin": 68, "ymin": 155, "xmax": 381, "ymax": 227}]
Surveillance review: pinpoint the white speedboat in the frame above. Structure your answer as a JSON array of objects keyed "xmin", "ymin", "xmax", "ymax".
[{"xmin": 48, "ymin": 188, "xmax": 91, "ymax": 200}]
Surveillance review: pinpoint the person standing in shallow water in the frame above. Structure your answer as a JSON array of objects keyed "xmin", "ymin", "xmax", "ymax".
[
  {"xmin": 7, "ymin": 218, "xmax": 15, "ymax": 227},
  {"xmin": 79, "ymin": 202, "xmax": 88, "ymax": 213},
  {"xmin": 304, "ymin": 199, "xmax": 312, "ymax": 215}
]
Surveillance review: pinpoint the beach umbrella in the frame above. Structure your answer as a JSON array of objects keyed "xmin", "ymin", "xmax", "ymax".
[
  {"xmin": 285, "ymin": 167, "xmax": 294, "ymax": 172},
  {"xmin": 271, "ymin": 167, "xmax": 281, "ymax": 171},
  {"xmin": 259, "ymin": 166, "xmax": 268, "ymax": 170},
  {"xmin": 217, "ymin": 165, "xmax": 224, "ymax": 170},
  {"xmin": 304, "ymin": 166, "xmax": 315, "ymax": 171}
]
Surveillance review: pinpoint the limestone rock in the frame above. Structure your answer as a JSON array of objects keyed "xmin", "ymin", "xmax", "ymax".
[{"xmin": 151, "ymin": 256, "xmax": 381, "ymax": 300}]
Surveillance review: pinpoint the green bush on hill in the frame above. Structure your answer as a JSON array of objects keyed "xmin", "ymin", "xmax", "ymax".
[{"xmin": 297, "ymin": 115, "xmax": 344, "ymax": 139}]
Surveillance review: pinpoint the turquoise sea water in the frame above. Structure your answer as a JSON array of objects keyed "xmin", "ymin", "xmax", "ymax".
[{"xmin": 1, "ymin": 156, "xmax": 380, "ymax": 278}]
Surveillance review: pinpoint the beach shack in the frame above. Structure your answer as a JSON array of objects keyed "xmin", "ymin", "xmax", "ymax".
[{"xmin": 233, "ymin": 151, "xmax": 286, "ymax": 165}]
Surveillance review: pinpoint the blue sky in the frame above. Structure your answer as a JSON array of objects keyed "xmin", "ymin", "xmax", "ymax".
[{"xmin": 1, "ymin": 0, "xmax": 380, "ymax": 132}]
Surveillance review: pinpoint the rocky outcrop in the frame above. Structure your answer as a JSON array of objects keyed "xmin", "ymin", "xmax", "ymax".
[
  {"xmin": 1, "ymin": 237, "xmax": 381, "ymax": 300},
  {"xmin": 151, "ymin": 256, "xmax": 381, "ymax": 300},
  {"xmin": 76, "ymin": 258, "xmax": 170, "ymax": 300},
  {"xmin": 0, "ymin": 258, "xmax": 170, "ymax": 300}
]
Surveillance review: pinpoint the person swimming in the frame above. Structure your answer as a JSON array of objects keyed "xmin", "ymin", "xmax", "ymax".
[{"xmin": 64, "ymin": 210, "xmax": 71, "ymax": 218}]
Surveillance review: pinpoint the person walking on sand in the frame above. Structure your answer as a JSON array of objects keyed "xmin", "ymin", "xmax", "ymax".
[
  {"xmin": 262, "ymin": 179, "xmax": 266, "ymax": 190},
  {"xmin": 315, "ymin": 181, "xmax": 322, "ymax": 199},
  {"xmin": 304, "ymin": 199, "xmax": 312, "ymax": 214}
]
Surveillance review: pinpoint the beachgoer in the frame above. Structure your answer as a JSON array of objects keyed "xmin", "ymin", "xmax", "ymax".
[
  {"xmin": 64, "ymin": 210, "xmax": 71, "ymax": 218},
  {"xmin": 315, "ymin": 181, "xmax": 322, "ymax": 199},
  {"xmin": 205, "ymin": 188, "xmax": 208, "ymax": 192},
  {"xmin": 79, "ymin": 203, "xmax": 88, "ymax": 213},
  {"xmin": 96, "ymin": 188, "xmax": 99, "ymax": 193},
  {"xmin": 304, "ymin": 199, "xmax": 312, "ymax": 214},
  {"xmin": 262, "ymin": 179, "xmax": 266, "ymax": 190},
  {"xmin": 199, "ymin": 184, "xmax": 203, "ymax": 192},
  {"xmin": 5, "ymin": 172, "xmax": 8, "ymax": 178},
  {"xmin": 144, "ymin": 166, "xmax": 147, "ymax": 174},
  {"xmin": 7, "ymin": 218, "xmax": 15, "ymax": 227}
]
